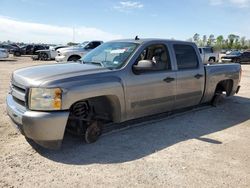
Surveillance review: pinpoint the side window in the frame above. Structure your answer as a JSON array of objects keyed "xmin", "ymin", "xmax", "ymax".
[
  {"xmin": 204, "ymin": 48, "xmax": 213, "ymax": 53},
  {"xmin": 174, "ymin": 44, "xmax": 199, "ymax": 70},
  {"xmin": 92, "ymin": 42, "xmax": 101, "ymax": 48},
  {"xmin": 135, "ymin": 44, "xmax": 171, "ymax": 71}
]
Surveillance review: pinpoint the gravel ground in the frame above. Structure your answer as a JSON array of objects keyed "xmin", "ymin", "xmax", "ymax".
[{"xmin": 0, "ymin": 56, "xmax": 250, "ymax": 188}]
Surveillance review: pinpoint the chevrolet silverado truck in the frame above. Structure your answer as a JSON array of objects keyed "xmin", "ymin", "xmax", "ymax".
[{"xmin": 6, "ymin": 39, "xmax": 241, "ymax": 149}]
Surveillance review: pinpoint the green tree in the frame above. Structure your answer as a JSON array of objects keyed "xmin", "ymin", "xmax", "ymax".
[
  {"xmin": 228, "ymin": 34, "xmax": 237, "ymax": 48},
  {"xmin": 193, "ymin": 33, "xmax": 200, "ymax": 44}
]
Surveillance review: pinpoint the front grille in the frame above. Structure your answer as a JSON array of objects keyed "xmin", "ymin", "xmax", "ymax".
[{"xmin": 11, "ymin": 81, "xmax": 27, "ymax": 107}]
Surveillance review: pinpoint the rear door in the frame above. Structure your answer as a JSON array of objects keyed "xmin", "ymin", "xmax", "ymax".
[{"xmin": 173, "ymin": 44, "xmax": 205, "ymax": 109}]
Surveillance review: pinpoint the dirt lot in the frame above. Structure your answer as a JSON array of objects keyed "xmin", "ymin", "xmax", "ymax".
[{"xmin": 0, "ymin": 56, "xmax": 250, "ymax": 188}]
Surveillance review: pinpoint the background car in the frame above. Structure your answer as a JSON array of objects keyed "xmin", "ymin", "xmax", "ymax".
[
  {"xmin": 221, "ymin": 51, "xmax": 250, "ymax": 63},
  {"xmin": 13, "ymin": 44, "xmax": 49, "ymax": 56},
  {"xmin": 33, "ymin": 45, "xmax": 69, "ymax": 60},
  {"xmin": 0, "ymin": 48, "xmax": 9, "ymax": 59},
  {"xmin": 0, "ymin": 44, "xmax": 19, "ymax": 54},
  {"xmin": 55, "ymin": 41, "xmax": 103, "ymax": 62}
]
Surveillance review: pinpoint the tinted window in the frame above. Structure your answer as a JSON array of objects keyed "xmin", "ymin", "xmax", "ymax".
[
  {"xmin": 243, "ymin": 52, "xmax": 250, "ymax": 57},
  {"xmin": 203, "ymin": 48, "xmax": 213, "ymax": 53},
  {"xmin": 92, "ymin": 42, "xmax": 101, "ymax": 48},
  {"xmin": 174, "ymin": 44, "xmax": 199, "ymax": 70}
]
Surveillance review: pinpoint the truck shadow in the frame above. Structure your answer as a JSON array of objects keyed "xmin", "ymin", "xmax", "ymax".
[{"xmin": 31, "ymin": 95, "xmax": 250, "ymax": 165}]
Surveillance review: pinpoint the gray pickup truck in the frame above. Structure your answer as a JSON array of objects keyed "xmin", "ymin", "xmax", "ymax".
[{"xmin": 6, "ymin": 39, "xmax": 241, "ymax": 149}]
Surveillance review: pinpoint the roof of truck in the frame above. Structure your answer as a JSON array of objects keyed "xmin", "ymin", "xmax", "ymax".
[{"xmin": 110, "ymin": 38, "xmax": 195, "ymax": 45}]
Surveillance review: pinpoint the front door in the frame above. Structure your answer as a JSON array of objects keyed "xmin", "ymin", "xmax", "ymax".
[{"xmin": 125, "ymin": 43, "xmax": 176, "ymax": 120}]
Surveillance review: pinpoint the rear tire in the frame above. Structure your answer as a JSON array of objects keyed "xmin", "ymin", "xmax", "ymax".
[
  {"xmin": 14, "ymin": 51, "xmax": 21, "ymax": 56},
  {"xmin": 85, "ymin": 121, "xmax": 102, "ymax": 144},
  {"xmin": 211, "ymin": 94, "xmax": 223, "ymax": 107},
  {"xmin": 208, "ymin": 58, "xmax": 215, "ymax": 63},
  {"xmin": 234, "ymin": 58, "xmax": 240, "ymax": 63},
  {"xmin": 40, "ymin": 53, "xmax": 49, "ymax": 60}
]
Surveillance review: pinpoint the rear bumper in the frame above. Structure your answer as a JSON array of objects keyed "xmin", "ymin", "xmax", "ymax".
[{"xmin": 6, "ymin": 94, "xmax": 69, "ymax": 149}]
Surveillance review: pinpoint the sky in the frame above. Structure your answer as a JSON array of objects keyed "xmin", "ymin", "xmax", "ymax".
[{"xmin": 0, "ymin": 0, "xmax": 250, "ymax": 44}]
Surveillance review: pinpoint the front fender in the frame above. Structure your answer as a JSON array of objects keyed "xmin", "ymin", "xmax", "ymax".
[{"xmin": 62, "ymin": 79, "xmax": 125, "ymax": 122}]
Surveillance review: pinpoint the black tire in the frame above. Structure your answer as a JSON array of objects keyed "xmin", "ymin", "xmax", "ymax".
[
  {"xmin": 14, "ymin": 51, "xmax": 21, "ymax": 56},
  {"xmin": 40, "ymin": 53, "xmax": 49, "ymax": 61},
  {"xmin": 208, "ymin": 57, "xmax": 215, "ymax": 63},
  {"xmin": 68, "ymin": 56, "xmax": 80, "ymax": 62},
  {"xmin": 85, "ymin": 121, "xmax": 102, "ymax": 144},
  {"xmin": 211, "ymin": 94, "xmax": 223, "ymax": 107},
  {"xmin": 234, "ymin": 58, "xmax": 240, "ymax": 63}
]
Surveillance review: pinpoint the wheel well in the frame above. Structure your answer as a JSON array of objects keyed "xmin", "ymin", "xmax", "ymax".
[
  {"xmin": 67, "ymin": 55, "xmax": 81, "ymax": 61},
  {"xmin": 69, "ymin": 95, "xmax": 121, "ymax": 123},
  {"xmin": 209, "ymin": 57, "xmax": 216, "ymax": 61},
  {"xmin": 214, "ymin": 79, "xmax": 233, "ymax": 96}
]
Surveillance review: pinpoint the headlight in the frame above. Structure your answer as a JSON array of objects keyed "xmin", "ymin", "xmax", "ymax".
[{"xmin": 29, "ymin": 88, "xmax": 62, "ymax": 110}]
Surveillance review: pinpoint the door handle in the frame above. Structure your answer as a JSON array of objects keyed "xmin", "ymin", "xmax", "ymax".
[
  {"xmin": 194, "ymin": 74, "xmax": 203, "ymax": 79},
  {"xmin": 163, "ymin": 77, "xmax": 175, "ymax": 83}
]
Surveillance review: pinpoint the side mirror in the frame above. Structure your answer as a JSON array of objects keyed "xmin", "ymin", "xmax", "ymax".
[{"xmin": 132, "ymin": 60, "xmax": 154, "ymax": 73}]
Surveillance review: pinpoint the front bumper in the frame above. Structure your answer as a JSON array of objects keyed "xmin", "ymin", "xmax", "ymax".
[
  {"xmin": 221, "ymin": 58, "xmax": 233, "ymax": 62},
  {"xmin": 6, "ymin": 94, "xmax": 69, "ymax": 149},
  {"xmin": 55, "ymin": 55, "xmax": 67, "ymax": 62}
]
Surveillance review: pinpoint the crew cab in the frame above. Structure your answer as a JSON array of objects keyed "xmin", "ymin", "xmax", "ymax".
[
  {"xmin": 55, "ymin": 41, "xmax": 103, "ymax": 62},
  {"xmin": 198, "ymin": 47, "xmax": 219, "ymax": 64},
  {"xmin": 6, "ymin": 39, "xmax": 241, "ymax": 149}
]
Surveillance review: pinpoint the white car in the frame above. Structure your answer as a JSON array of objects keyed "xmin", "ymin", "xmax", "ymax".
[
  {"xmin": 0, "ymin": 48, "xmax": 9, "ymax": 59},
  {"xmin": 198, "ymin": 47, "xmax": 219, "ymax": 64},
  {"xmin": 55, "ymin": 41, "xmax": 103, "ymax": 62},
  {"xmin": 34, "ymin": 45, "xmax": 68, "ymax": 60}
]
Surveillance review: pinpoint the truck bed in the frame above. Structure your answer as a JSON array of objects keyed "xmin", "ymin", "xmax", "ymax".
[{"xmin": 201, "ymin": 63, "xmax": 241, "ymax": 103}]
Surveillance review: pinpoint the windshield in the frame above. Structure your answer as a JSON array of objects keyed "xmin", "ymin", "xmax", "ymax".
[
  {"xmin": 77, "ymin": 41, "xmax": 89, "ymax": 48},
  {"xmin": 229, "ymin": 51, "xmax": 241, "ymax": 56},
  {"xmin": 80, "ymin": 42, "xmax": 139, "ymax": 69}
]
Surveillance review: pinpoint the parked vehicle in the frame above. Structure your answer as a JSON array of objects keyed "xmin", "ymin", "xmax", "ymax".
[
  {"xmin": 0, "ymin": 48, "xmax": 9, "ymax": 58},
  {"xmin": 33, "ymin": 45, "xmax": 68, "ymax": 60},
  {"xmin": 6, "ymin": 38, "xmax": 241, "ymax": 149},
  {"xmin": 221, "ymin": 51, "xmax": 250, "ymax": 63},
  {"xmin": 198, "ymin": 47, "xmax": 219, "ymax": 64},
  {"xmin": 0, "ymin": 44, "xmax": 19, "ymax": 54},
  {"xmin": 13, "ymin": 44, "xmax": 49, "ymax": 56},
  {"xmin": 55, "ymin": 41, "xmax": 103, "ymax": 62}
]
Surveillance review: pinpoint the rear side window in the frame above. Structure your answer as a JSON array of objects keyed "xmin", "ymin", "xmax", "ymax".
[{"xmin": 174, "ymin": 44, "xmax": 199, "ymax": 70}]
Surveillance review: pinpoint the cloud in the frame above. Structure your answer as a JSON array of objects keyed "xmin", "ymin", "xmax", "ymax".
[
  {"xmin": 114, "ymin": 1, "xmax": 144, "ymax": 12},
  {"xmin": 209, "ymin": 0, "xmax": 250, "ymax": 7},
  {"xmin": 0, "ymin": 16, "xmax": 122, "ymax": 44}
]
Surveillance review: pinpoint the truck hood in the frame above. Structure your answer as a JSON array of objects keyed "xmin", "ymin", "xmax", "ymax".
[
  {"xmin": 58, "ymin": 47, "xmax": 85, "ymax": 53},
  {"xmin": 12, "ymin": 63, "xmax": 110, "ymax": 87}
]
